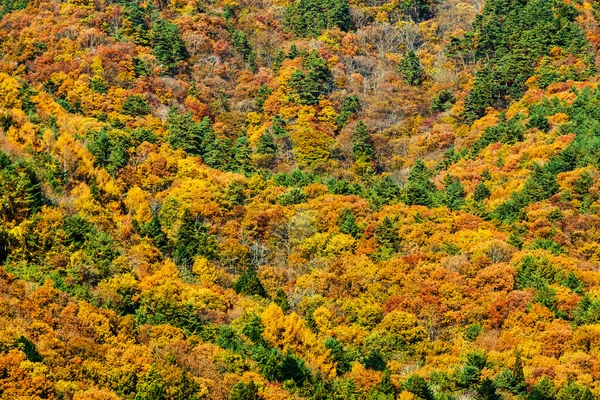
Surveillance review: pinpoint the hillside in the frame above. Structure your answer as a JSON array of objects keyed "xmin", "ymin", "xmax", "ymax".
[{"xmin": 2, "ymin": 0, "xmax": 600, "ymax": 398}]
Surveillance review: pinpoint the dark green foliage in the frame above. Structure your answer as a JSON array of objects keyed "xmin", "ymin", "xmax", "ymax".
[
  {"xmin": 170, "ymin": 369, "xmax": 201, "ymax": 400},
  {"xmin": 273, "ymin": 288, "xmax": 290, "ymax": 312},
  {"xmin": 556, "ymin": 382, "xmax": 593, "ymax": 400},
  {"xmin": 457, "ymin": 0, "xmax": 589, "ymax": 122},
  {"xmin": 443, "ymin": 175, "xmax": 465, "ymax": 210},
  {"xmin": 141, "ymin": 214, "xmax": 168, "ymax": 251},
  {"xmin": 15, "ymin": 336, "xmax": 43, "ymax": 362},
  {"xmin": 523, "ymin": 163, "xmax": 559, "ymax": 203},
  {"xmin": 464, "ymin": 323, "xmax": 482, "ymax": 342},
  {"xmin": 368, "ymin": 370, "xmax": 395, "ymax": 400},
  {"xmin": 255, "ymin": 84, "xmax": 272, "ymax": 110},
  {"xmin": 325, "ymin": 338, "xmax": 353, "ymax": 375},
  {"xmin": 201, "ymin": 123, "xmax": 232, "ymax": 170},
  {"xmin": 404, "ymin": 375, "xmax": 434, "ymax": 400},
  {"xmin": 124, "ymin": 0, "xmax": 149, "ymax": 45},
  {"xmin": 277, "ymin": 187, "xmax": 307, "ymax": 206},
  {"xmin": 122, "ymin": 95, "xmax": 151, "ymax": 117},
  {"xmin": 288, "ymin": 52, "xmax": 333, "ymax": 105},
  {"xmin": 274, "ymin": 168, "xmax": 319, "ymax": 188},
  {"xmin": 89, "ymin": 77, "xmax": 109, "ymax": 94},
  {"xmin": 474, "ymin": 182, "xmax": 491, "ymax": 202},
  {"xmin": 351, "ymin": 121, "xmax": 374, "ymax": 162},
  {"xmin": 370, "ymin": 175, "xmax": 401, "ymax": 208},
  {"xmin": 229, "ymin": 134, "xmax": 254, "ymax": 175},
  {"xmin": 228, "ymin": 381, "xmax": 260, "ymax": 400},
  {"xmin": 229, "ymin": 27, "xmax": 257, "ymax": 71},
  {"xmin": 0, "ymin": 0, "xmax": 29, "ymax": 18},
  {"xmin": 515, "ymin": 256, "xmax": 557, "ymax": 290},
  {"xmin": 173, "ymin": 209, "xmax": 218, "ymax": 269},
  {"xmin": 364, "ymin": 350, "xmax": 386, "ymax": 371},
  {"xmin": 398, "ymin": 50, "xmax": 425, "ymax": 86},
  {"xmin": 563, "ymin": 271, "xmax": 584, "ymax": 294},
  {"xmin": 150, "ymin": 19, "xmax": 188, "ymax": 72},
  {"xmin": 242, "ymin": 314, "xmax": 265, "ymax": 343},
  {"xmin": 284, "ymin": 0, "xmax": 351, "ymax": 37},
  {"xmin": 375, "ymin": 216, "xmax": 400, "ymax": 256},
  {"xmin": 167, "ymin": 111, "xmax": 207, "ymax": 156},
  {"xmin": 338, "ymin": 207, "xmax": 360, "ymax": 238},
  {"xmin": 336, "ymin": 96, "xmax": 360, "ymax": 128},
  {"xmin": 477, "ymin": 378, "xmax": 501, "ymax": 400},
  {"xmin": 528, "ymin": 378, "xmax": 555, "ymax": 400},
  {"xmin": 431, "ymin": 89, "xmax": 456, "ymax": 112},
  {"xmin": 496, "ymin": 350, "xmax": 526, "ymax": 394},
  {"xmin": 405, "ymin": 160, "xmax": 438, "ymax": 207},
  {"xmin": 456, "ymin": 352, "xmax": 488, "ymax": 388},
  {"xmin": 235, "ymin": 266, "xmax": 267, "ymax": 297},
  {"xmin": 472, "ymin": 113, "xmax": 525, "ymax": 154},
  {"xmin": 0, "ymin": 152, "xmax": 45, "ymax": 222},
  {"xmin": 87, "ymin": 128, "xmax": 132, "ymax": 176}
]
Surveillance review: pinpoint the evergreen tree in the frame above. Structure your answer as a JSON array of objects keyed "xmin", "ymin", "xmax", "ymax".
[
  {"xmin": 273, "ymin": 288, "xmax": 290, "ymax": 311},
  {"xmin": 229, "ymin": 134, "xmax": 254, "ymax": 175},
  {"xmin": 351, "ymin": 120, "xmax": 374, "ymax": 162},
  {"xmin": 398, "ymin": 50, "xmax": 425, "ymax": 86},
  {"xmin": 235, "ymin": 266, "xmax": 267, "ymax": 297},
  {"xmin": 228, "ymin": 381, "xmax": 260, "ymax": 400},
  {"xmin": 443, "ymin": 175, "xmax": 466, "ymax": 211},
  {"xmin": 523, "ymin": 164, "xmax": 559, "ymax": 202},
  {"xmin": 405, "ymin": 160, "xmax": 438, "ymax": 207},
  {"xmin": 370, "ymin": 175, "xmax": 401, "ymax": 208},
  {"xmin": 404, "ymin": 375, "xmax": 434, "ymax": 400},
  {"xmin": 474, "ymin": 182, "xmax": 491, "ymax": 202},
  {"xmin": 173, "ymin": 209, "xmax": 218, "ymax": 269},
  {"xmin": 166, "ymin": 110, "xmax": 205, "ymax": 156},
  {"xmin": 121, "ymin": 95, "xmax": 151, "ymax": 117},
  {"xmin": 150, "ymin": 19, "xmax": 188, "ymax": 72},
  {"xmin": 528, "ymin": 378, "xmax": 555, "ymax": 400},
  {"xmin": 477, "ymin": 378, "xmax": 501, "ymax": 400},
  {"xmin": 368, "ymin": 370, "xmax": 395, "ymax": 400},
  {"xmin": 338, "ymin": 207, "xmax": 360, "ymax": 238}
]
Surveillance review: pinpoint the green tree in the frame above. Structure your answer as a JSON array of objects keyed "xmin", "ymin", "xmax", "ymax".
[
  {"xmin": 135, "ymin": 366, "xmax": 166, "ymax": 400},
  {"xmin": 228, "ymin": 381, "xmax": 260, "ymax": 400},
  {"xmin": 235, "ymin": 267, "xmax": 267, "ymax": 297},
  {"xmin": 338, "ymin": 207, "xmax": 360, "ymax": 238},
  {"xmin": 122, "ymin": 95, "xmax": 151, "ymax": 117},
  {"xmin": 399, "ymin": 50, "xmax": 425, "ymax": 86},
  {"xmin": 351, "ymin": 120, "xmax": 374, "ymax": 162},
  {"xmin": 273, "ymin": 288, "xmax": 290, "ymax": 311},
  {"xmin": 404, "ymin": 375, "xmax": 434, "ymax": 400},
  {"xmin": 150, "ymin": 19, "xmax": 188, "ymax": 72},
  {"xmin": 173, "ymin": 209, "xmax": 218, "ymax": 269}
]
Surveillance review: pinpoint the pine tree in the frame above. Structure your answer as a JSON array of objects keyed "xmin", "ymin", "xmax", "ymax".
[
  {"xmin": 166, "ymin": 110, "xmax": 205, "ymax": 156},
  {"xmin": 228, "ymin": 381, "xmax": 260, "ymax": 400},
  {"xmin": 474, "ymin": 182, "xmax": 491, "ymax": 202},
  {"xmin": 173, "ymin": 209, "xmax": 218, "ymax": 270},
  {"xmin": 477, "ymin": 378, "xmax": 501, "ymax": 400},
  {"xmin": 351, "ymin": 120, "xmax": 374, "ymax": 162},
  {"xmin": 150, "ymin": 19, "xmax": 188, "ymax": 72},
  {"xmin": 404, "ymin": 375, "xmax": 434, "ymax": 400},
  {"xmin": 444, "ymin": 175, "xmax": 466, "ymax": 211},
  {"xmin": 405, "ymin": 160, "xmax": 438, "ymax": 207},
  {"xmin": 229, "ymin": 134, "xmax": 254, "ymax": 175},
  {"xmin": 399, "ymin": 50, "xmax": 425, "ymax": 85},
  {"xmin": 273, "ymin": 288, "xmax": 290, "ymax": 311},
  {"xmin": 528, "ymin": 377, "xmax": 555, "ymax": 400},
  {"xmin": 235, "ymin": 266, "xmax": 267, "ymax": 297},
  {"xmin": 338, "ymin": 207, "xmax": 360, "ymax": 238}
]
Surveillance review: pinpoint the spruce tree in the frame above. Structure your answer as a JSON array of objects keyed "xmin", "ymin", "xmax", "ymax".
[
  {"xmin": 351, "ymin": 120, "xmax": 374, "ymax": 162},
  {"xmin": 399, "ymin": 50, "xmax": 425, "ymax": 85},
  {"xmin": 150, "ymin": 19, "xmax": 188, "ymax": 72}
]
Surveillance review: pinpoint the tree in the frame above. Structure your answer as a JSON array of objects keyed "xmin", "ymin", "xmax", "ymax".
[
  {"xmin": 228, "ymin": 381, "xmax": 260, "ymax": 400},
  {"xmin": 150, "ymin": 20, "xmax": 187, "ymax": 72},
  {"xmin": 284, "ymin": 0, "xmax": 351, "ymax": 37},
  {"xmin": 122, "ymin": 95, "xmax": 151, "ymax": 117},
  {"xmin": 399, "ymin": 50, "xmax": 425, "ymax": 86},
  {"xmin": 404, "ymin": 375, "xmax": 434, "ymax": 400},
  {"xmin": 274, "ymin": 288, "xmax": 290, "ymax": 311},
  {"xmin": 229, "ymin": 134, "xmax": 254, "ymax": 175},
  {"xmin": 135, "ymin": 366, "xmax": 166, "ymax": 400},
  {"xmin": 338, "ymin": 207, "xmax": 360, "ymax": 238},
  {"xmin": 352, "ymin": 121, "xmax": 374, "ymax": 162},
  {"xmin": 443, "ymin": 175, "xmax": 465, "ymax": 210},
  {"xmin": 235, "ymin": 267, "xmax": 267, "ymax": 297},
  {"xmin": 173, "ymin": 209, "xmax": 218, "ymax": 270},
  {"xmin": 474, "ymin": 182, "xmax": 491, "ymax": 202},
  {"xmin": 477, "ymin": 378, "xmax": 501, "ymax": 400},
  {"xmin": 405, "ymin": 160, "xmax": 438, "ymax": 207}
]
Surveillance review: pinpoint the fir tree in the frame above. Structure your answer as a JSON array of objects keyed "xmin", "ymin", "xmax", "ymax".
[
  {"xmin": 351, "ymin": 120, "xmax": 374, "ymax": 162},
  {"xmin": 399, "ymin": 50, "xmax": 425, "ymax": 86}
]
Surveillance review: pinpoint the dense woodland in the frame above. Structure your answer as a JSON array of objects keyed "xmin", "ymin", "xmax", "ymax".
[{"xmin": 3, "ymin": 0, "xmax": 600, "ymax": 398}]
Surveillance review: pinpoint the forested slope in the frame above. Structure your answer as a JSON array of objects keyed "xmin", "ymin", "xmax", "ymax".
[{"xmin": 2, "ymin": 0, "xmax": 600, "ymax": 398}]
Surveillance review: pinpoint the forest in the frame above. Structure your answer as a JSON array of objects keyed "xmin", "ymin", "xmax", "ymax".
[{"xmin": 2, "ymin": 0, "xmax": 600, "ymax": 398}]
